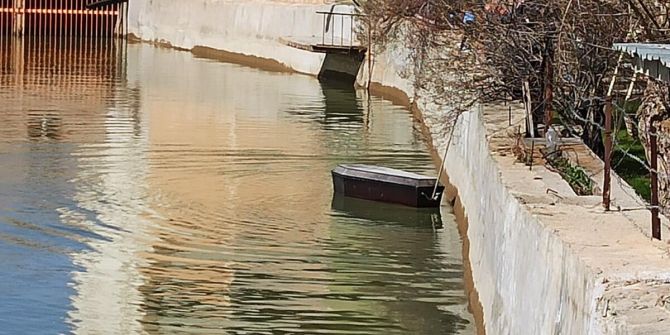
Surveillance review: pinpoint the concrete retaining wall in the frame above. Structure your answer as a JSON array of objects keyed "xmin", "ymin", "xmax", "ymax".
[
  {"xmin": 362, "ymin": 39, "xmax": 670, "ymax": 334},
  {"xmin": 356, "ymin": 47, "xmax": 604, "ymax": 333},
  {"xmin": 128, "ymin": 0, "xmax": 358, "ymax": 76},
  {"xmin": 439, "ymin": 109, "xmax": 601, "ymax": 334}
]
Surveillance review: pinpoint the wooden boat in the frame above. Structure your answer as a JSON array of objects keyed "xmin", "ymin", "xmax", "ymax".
[{"xmin": 331, "ymin": 164, "xmax": 444, "ymax": 208}]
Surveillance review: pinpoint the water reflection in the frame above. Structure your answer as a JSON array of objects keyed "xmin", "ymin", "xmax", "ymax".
[
  {"xmin": 0, "ymin": 36, "xmax": 143, "ymax": 334},
  {"xmin": 0, "ymin": 37, "xmax": 474, "ymax": 334},
  {"xmin": 329, "ymin": 196, "xmax": 470, "ymax": 334},
  {"xmin": 321, "ymin": 79, "xmax": 366, "ymax": 125},
  {"xmin": 332, "ymin": 195, "xmax": 443, "ymax": 229},
  {"xmin": 26, "ymin": 113, "xmax": 63, "ymax": 140}
]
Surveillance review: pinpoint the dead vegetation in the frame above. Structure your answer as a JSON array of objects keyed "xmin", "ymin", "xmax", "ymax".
[{"xmin": 361, "ymin": 0, "xmax": 669, "ymax": 142}]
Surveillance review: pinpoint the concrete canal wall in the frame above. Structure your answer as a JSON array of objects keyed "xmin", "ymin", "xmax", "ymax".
[
  {"xmin": 127, "ymin": 0, "xmax": 357, "ymax": 76},
  {"xmin": 363, "ymin": 34, "xmax": 670, "ymax": 335},
  {"xmin": 127, "ymin": 1, "xmax": 670, "ymax": 333}
]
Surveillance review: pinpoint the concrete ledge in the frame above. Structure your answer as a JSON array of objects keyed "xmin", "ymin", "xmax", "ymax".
[{"xmin": 448, "ymin": 105, "xmax": 670, "ymax": 334}]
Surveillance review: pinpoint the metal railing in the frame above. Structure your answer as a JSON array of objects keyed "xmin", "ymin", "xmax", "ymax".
[
  {"xmin": 316, "ymin": 11, "xmax": 364, "ymax": 48},
  {"xmin": 0, "ymin": 0, "xmax": 128, "ymax": 37}
]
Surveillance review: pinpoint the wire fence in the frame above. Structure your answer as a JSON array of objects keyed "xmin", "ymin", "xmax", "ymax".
[{"xmin": 529, "ymin": 88, "xmax": 670, "ymax": 240}]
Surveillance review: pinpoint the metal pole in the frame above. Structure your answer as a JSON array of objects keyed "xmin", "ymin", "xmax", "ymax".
[
  {"xmin": 94, "ymin": 0, "xmax": 98, "ymax": 38},
  {"xmin": 349, "ymin": 15, "xmax": 353, "ymax": 47},
  {"xmin": 650, "ymin": 116, "xmax": 661, "ymax": 240},
  {"xmin": 603, "ymin": 97, "xmax": 613, "ymax": 211},
  {"xmin": 116, "ymin": 1, "xmax": 119, "ymax": 36},
  {"xmin": 431, "ymin": 113, "xmax": 460, "ymax": 200},
  {"xmin": 64, "ymin": 0, "xmax": 69, "ymax": 37},
  {"xmin": 124, "ymin": 0, "xmax": 128, "ymax": 37},
  {"xmin": 90, "ymin": 0, "xmax": 95, "ymax": 37},
  {"xmin": 340, "ymin": 14, "xmax": 343, "ymax": 46},
  {"xmin": 49, "ymin": 0, "xmax": 53, "ymax": 36},
  {"xmin": 107, "ymin": 3, "xmax": 112, "ymax": 38},
  {"xmin": 84, "ymin": 0, "xmax": 88, "ymax": 37},
  {"xmin": 13, "ymin": 0, "xmax": 25, "ymax": 36},
  {"xmin": 104, "ymin": 5, "xmax": 114, "ymax": 38},
  {"xmin": 2, "ymin": 0, "xmax": 4, "ymax": 35},
  {"xmin": 112, "ymin": 2, "xmax": 116, "ymax": 36},
  {"xmin": 23, "ymin": 0, "xmax": 27, "ymax": 35},
  {"xmin": 6, "ymin": 0, "xmax": 8, "ymax": 34},
  {"xmin": 99, "ymin": 2, "xmax": 103, "ymax": 37},
  {"xmin": 104, "ymin": 3, "xmax": 109, "ymax": 38},
  {"xmin": 115, "ymin": 2, "xmax": 121, "ymax": 37},
  {"xmin": 26, "ymin": 0, "xmax": 30, "ymax": 36},
  {"xmin": 79, "ymin": 0, "xmax": 82, "ymax": 37},
  {"xmin": 54, "ymin": 0, "xmax": 57, "ymax": 36},
  {"xmin": 123, "ymin": 2, "xmax": 130, "ymax": 37},
  {"xmin": 42, "ymin": 0, "xmax": 46, "ymax": 37},
  {"xmin": 56, "ymin": 0, "xmax": 60, "ymax": 37},
  {"xmin": 366, "ymin": 18, "xmax": 372, "ymax": 90},
  {"xmin": 66, "ymin": 0, "xmax": 70, "ymax": 37}
]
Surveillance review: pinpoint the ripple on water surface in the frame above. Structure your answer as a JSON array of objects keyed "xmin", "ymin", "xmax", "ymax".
[{"xmin": 0, "ymin": 37, "xmax": 474, "ymax": 334}]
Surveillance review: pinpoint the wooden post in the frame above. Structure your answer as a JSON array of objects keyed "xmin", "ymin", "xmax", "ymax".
[
  {"xmin": 543, "ymin": 33, "xmax": 555, "ymax": 129},
  {"xmin": 650, "ymin": 116, "xmax": 661, "ymax": 240},
  {"xmin": 603, "ymin": 97, "xmax": 613, "ymax": 211}
]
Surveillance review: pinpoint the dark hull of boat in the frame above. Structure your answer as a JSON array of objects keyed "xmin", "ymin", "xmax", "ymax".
[{"xmin": 332, "ymin": 165, "xmax": 444, "ymax": 208}]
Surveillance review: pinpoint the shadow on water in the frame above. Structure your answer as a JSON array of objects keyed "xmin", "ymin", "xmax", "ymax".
[
  {"xmin": 282, "ymin": 78, "xmax": 367, "ymax": 127},
  {"xmin": 326, "ymin": 194, "xmax": 472, "ymax": 334},
  {"xmin": 320, "ymin": 79, "xmax": 365, "ymax": 124}
]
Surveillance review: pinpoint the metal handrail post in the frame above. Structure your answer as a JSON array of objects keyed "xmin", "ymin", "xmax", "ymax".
[
  {"xmin": 340, "ymin": 14, "xmax": 343, "ymax": 46},
  {"xmin": 349, "ymin": 15, "xmax": 353, "ymax": 47}
]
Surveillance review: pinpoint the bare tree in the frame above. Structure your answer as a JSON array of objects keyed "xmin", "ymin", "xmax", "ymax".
[{"xmin": 361, "ymin": 0, "xmax": 668, "ymax": 147}]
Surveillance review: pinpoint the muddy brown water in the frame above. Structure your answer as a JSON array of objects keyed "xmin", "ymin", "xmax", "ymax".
[{"xmin": 0, "ymin": 37, "xmax": 475, "ymax": 334}]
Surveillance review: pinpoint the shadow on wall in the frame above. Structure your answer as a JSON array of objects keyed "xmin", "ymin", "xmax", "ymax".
[{"xmin": 318, "ymin": 51, "xmax": 366, "ymax": 84}]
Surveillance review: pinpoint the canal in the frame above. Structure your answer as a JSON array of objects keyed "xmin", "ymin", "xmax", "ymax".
[{"xmin": 0, "ymin": 37, "xmax": 474, "ymax": 334}]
